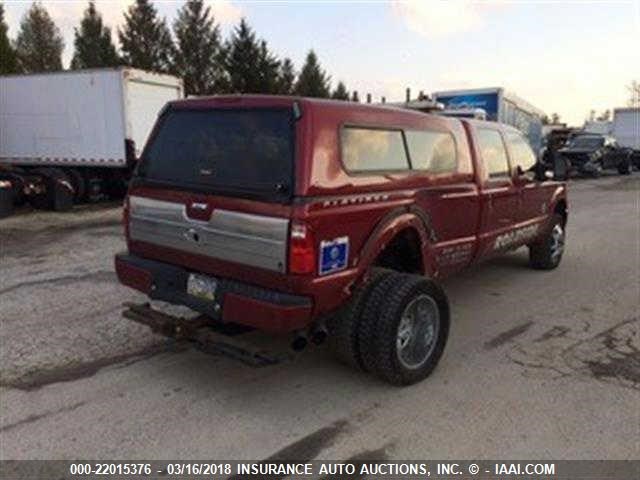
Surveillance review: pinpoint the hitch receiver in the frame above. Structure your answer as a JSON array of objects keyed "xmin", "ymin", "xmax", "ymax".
[{"xmin": 122, "ymin": 302, "xmax": 283, "ymax": 367}]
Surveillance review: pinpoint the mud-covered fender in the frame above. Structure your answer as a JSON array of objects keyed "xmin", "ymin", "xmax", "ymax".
[{"xmin": 354, "ymin": 206, "xmax": 438, "ymax": 278}]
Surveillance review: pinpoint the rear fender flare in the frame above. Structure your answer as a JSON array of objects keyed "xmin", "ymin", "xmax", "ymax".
[{"xmin": 355, "ymin": 207, "xmax": 437, "ymax": 278}]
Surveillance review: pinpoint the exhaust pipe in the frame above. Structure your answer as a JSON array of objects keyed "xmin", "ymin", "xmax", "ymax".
[
  {"xmin": 291, "ymin": 332, "xmax": 308, "ymax": 352},
  {"xmin": 310, "ymin": 325, "xmax": 328, "ymax": 346}
]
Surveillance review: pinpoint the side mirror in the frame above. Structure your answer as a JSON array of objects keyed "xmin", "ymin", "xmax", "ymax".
[
  {"xmin": 532, "ymin": 160, "xmax": 559, "ymax": 182},
  {"xmin": 516, "ymin": 165, "xmax": 535, "ymax": 180}
]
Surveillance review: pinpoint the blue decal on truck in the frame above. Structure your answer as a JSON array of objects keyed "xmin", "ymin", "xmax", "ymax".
[{"xmin": 319, "ymin": 236, "xmax": 349, "ymax": 275}]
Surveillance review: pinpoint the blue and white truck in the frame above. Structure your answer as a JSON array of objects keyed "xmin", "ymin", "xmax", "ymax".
[{"xmin": 433, "ymin": 87, "xmax": 546, "ymax": 152}]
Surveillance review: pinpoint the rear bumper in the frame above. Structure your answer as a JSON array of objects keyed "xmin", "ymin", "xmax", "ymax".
[{"xmin": 115, "ymin": 253, "xmax": 313, "ymax": 333}]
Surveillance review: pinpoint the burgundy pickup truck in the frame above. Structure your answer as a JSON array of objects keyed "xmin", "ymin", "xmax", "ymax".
[{"xmin": 115, "ymin": 95, "xmax": 567, "ymax": 385}]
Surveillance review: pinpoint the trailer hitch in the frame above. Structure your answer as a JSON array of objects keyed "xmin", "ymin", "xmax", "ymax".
[{"xmin": 122, "ymin": 302, "xmax": 285, "ymax": 367}]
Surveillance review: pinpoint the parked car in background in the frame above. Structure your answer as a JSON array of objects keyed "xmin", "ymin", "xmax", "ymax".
[
  {"xmin": 559, "ymin": 133, "xmax": 633, "ymax": 177},
  {"xmin": 115, "ymin": 96, "xmax": 568, "ymax": 386},
  {"xmin": 540, "ymin": 126, "xmax": 574, "ymax": 168}
]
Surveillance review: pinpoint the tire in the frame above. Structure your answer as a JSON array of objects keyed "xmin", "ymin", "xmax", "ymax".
[
  {"xmin": 30, "ymin": 168, "xmax": 74, "ymax": 211},
  {"xmin": 529, "ymin": 214, "xmax": 565, "ymax": 270},
  {"xmin": 360, "ymin": 274, "xmax": 450, "ymax": 385},
  {"xmin": 63, "ymin": 168, "xmax": 87, "ymax": 201},
  {"xmin": 0, "ymin": 182, "xmax": 14, "ymax": 218},
  {"xmin": 357, "ymin": 272, "xmax": 406, "ymax": 372},
  {"xmin": 327, "ymin": 268, "xmax": 393, "ymax": 370},
  {"xmin": 0, "ymin": 171, "xmax": 25, "ymax": 205},
  {"xmin": 617, "ymin": 158, "xmax": 632, "ymax": 175}
]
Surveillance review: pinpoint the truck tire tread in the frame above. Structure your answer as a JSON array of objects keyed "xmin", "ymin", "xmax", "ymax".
[
  {"xmin": 372, "ymin": 274, "xmax": 450, "ymax": 385},
  {"xmin": 327, "ymin": 268, "xmax": 393, "ymax": 370},
  {"xmin": 529, "ymin": 214, "xmax": 565, "ymax": 270},
  {"xmin": 357, "ymin": 271, "xmax": 406, "ymax": 373}
]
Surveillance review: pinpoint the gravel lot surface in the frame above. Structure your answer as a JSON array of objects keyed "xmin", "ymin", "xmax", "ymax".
[{"xmin": 1, "ymin": 176, "xmax": 638, "ymax": 461}]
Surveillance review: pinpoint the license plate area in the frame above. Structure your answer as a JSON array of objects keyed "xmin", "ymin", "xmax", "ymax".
[{"xmin": 187, "ymin": 273, "xmax": 218, "ymax": 302}]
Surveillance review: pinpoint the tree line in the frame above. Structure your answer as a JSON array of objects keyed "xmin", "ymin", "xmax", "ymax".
[{"xmin": 0, "ymin": 0, "xmax": 352, "ymax": 100}]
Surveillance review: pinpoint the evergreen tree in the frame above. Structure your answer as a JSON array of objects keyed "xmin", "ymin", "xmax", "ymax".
[
  {"xmin": 277, "ymin": 57, "xmax": 295, "ymax": 95},
  {"xmin": 14, "ymin": 2, "xmax": 64, "ymax": 73},
  {"xmin": 71, "ymin": 1, "xmax": 119, "ymax": 69},
  {"xmin": 257, "ymin": 39, "xmax": 280, "ymax": 93},
  {"xmin": 0, "ymin": 3, "xmax": 19, "ymax": 74},
  {"xmin": 119, "ymin": 0, "xmax": 173, "ymax": 73},
  {"xmin": 351, "ymin": 90, "xmax": 359, "ymax": 102},
  {"xmin": 172, "ymin": 0, "xmax": 225, "ymax": 96},
  {"xmin": 331, "ymin": 81, "xmax": 349, "ymax": 100},
  {"xmin": 224, "ymin": 19, "xmax": 280, "ymax": 94},
  {"xmin": 294, "ymin": 50, "xmax": 330, "ymax": 98}
]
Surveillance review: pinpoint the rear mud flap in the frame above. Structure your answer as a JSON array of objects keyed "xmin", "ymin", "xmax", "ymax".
[{"xmin": 122, "ymin": 302, "xmax": 285, "ymax": 367}]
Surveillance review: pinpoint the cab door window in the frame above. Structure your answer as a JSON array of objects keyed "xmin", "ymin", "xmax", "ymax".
[
  {"xmin": 505, "ymin": 131, "xmax": 537, "ymax": 173},
  {"xmin": 476, "ymin": 128, "xmax": 510, "ymax": 179}
]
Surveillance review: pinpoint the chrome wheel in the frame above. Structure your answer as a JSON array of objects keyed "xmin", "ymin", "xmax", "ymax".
[
  {"xmin": 550, "ymin": 224, "xmax": 565, "ymax": 262},
  {"xmin": 396, "ymin": 294, "xmax": 440, "ymax": 370}
]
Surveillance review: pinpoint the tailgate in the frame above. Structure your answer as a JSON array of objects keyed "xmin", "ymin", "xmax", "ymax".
[{"xmin": 128, "ymin": 194, "xmax": 289, "ymax": 273}]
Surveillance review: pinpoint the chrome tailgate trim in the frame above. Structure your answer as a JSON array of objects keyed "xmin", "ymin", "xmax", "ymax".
[{"xmin": 129, "ymin": 196, "xmax": 289, "ymax": 272}]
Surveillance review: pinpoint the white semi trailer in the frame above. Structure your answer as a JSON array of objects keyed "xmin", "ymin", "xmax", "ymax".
[
  {"xmin": 612, "ymin": 108, "xmax": 640, "ymax": 169},
  {"xmin": 613, "ymin": 108, "xmax": 639, "ymax": 146},
  {"xmin": 0, "ymin": 68, "xmax": 183, "ymax": 215}
]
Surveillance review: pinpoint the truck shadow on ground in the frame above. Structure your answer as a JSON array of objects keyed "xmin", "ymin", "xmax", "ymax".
[{"xmin": 0, "ymin": 249, "xmax": 543, "ymax": 393}]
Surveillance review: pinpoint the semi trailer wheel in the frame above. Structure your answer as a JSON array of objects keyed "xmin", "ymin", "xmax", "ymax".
[
  {"xmin": 0, "ymin": 168, "xmax": 28, "ymax": 206},
  {"xmin": 327, "ymin": 268, "xmax": 393, "ymax": 370},
  {"xmin": 30, "ymin": 168, "xmax": 74, "ymax": 211},
  {"xmin": 0, "ymin": 180, "xmax": 14, "ymax": 218},
  {"xmin": 360, "ymin": 274, "xmax": 450, "ymax": 385},
  {"xmin": 63, "ymin": 168, "xmax": 87, "ymax": 201},
  {"xmin": 529, "ymin": 214, "xmax": 565, "ymax": 270}
]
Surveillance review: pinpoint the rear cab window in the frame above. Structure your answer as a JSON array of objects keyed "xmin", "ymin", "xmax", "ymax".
[{"xmin": 136, "ymin": 108, "xmax": 295, "ymax": 202}]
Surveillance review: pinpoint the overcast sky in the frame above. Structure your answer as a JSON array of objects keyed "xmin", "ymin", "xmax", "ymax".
[{"xmin": 3, "ymin": 0, "xmax": 640, "ymax": 125}]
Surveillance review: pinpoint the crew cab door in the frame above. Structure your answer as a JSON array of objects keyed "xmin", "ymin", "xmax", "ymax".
[{"xmin": 473, "ymin": 127, "xmax": 519, "ymax": 257}]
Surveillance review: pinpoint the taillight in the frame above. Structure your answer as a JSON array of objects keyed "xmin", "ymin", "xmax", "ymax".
[
  {"xmin": 289, "ymin": 221, "xmax": 315, "ymax": 274},
  {"xmin": 123, "ymin": 196, "xmax": 130, "ymax": 240}
]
